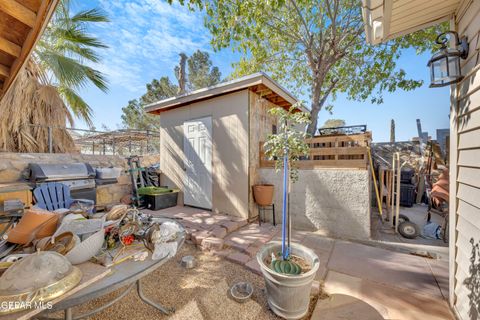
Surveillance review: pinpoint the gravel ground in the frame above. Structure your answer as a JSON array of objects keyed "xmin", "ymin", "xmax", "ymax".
[{"xmin": 57, "ymin": 244, "xmax": 319, "ymax": 320}]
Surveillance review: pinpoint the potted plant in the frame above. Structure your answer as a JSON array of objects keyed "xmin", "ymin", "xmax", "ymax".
[{"xmin": 256, "ymin": 104, "xmax": 319, "ymax": 320}]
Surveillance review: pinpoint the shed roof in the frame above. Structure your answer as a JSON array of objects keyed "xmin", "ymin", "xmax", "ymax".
[
  {"xmin": 145, "ymin": 72, "xmax": 305, "ymax": 114},
  {"xmin": 362, "ymin": 0, "xmax": 461, "ymax": 44},
  {"xmin": 0, "ymin": 0, "xmax": 59, "ymax": 100}
]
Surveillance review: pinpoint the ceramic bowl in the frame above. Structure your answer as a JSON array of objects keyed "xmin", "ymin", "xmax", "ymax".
[{"xmin": 65, "ymin": 229, "xmax": 105, "ymax": 265}]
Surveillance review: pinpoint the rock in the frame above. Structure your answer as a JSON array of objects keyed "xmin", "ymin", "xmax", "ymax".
[
  {"xmin": 0, "ymin": 168, "xmax": 21, "ymax": 183},
  {"xmin": 210, "ymin": 226, "xmax": 227, "ymax": 239},
  {"xmin": 221, "ymin": 221, "xmax": 239, "ymax": 233},
  {"xmin": 201, "ymin": 237, "xmax": 224, "ymax": 251},
  {"xmin": 226, "ymin": 252, "xmax": 250, "ymax": 265},
  {"xmin": 191, "ymin": 230, "xmax": 210, "ymax": 246}
]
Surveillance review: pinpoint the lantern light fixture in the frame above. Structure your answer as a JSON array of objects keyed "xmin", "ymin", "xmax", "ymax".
[{"xmin": 427, "ymin": 31, "xmax": 469, "ymax": 88}]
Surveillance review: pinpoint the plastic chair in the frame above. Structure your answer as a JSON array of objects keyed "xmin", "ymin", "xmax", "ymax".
[{"xmin": 33, "ymin": 182, "xmax": 94, "ymax": 213}]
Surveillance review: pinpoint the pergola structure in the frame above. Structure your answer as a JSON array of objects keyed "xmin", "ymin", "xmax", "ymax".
[
  {"xmin": 0, "ymin": 0, "xmax": 59, "ymax": 99},
  {"xmin": 73, "ymin": 129, "xmax": 160, "ymax": 155}
]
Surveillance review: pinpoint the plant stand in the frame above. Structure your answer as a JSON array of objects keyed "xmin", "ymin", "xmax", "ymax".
[{"xmin": 257, "ymin": 203, "xmax": 275, "ymax": 226}]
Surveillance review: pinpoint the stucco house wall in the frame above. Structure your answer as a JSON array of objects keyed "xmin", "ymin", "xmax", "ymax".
[{"xmin": 159, "ymin": 90, "xmax": 250, "ymax": 218}]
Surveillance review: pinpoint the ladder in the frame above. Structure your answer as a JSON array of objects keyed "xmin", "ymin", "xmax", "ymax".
[
  {"xmin": 127, "ymin": 156, "xmax": 146, "ymax": 207},
  {"xmin": 390, "ymin": 152, "xmax": 406, "ymax": 233}
]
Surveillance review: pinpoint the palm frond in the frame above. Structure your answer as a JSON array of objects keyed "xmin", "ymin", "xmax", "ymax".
[
  {"xmin": 58, "ymin": 86, "xmax": 93, "ymax": 126},
  {"xmin": 71, "ymin": 8, "xmax": 110, "ymax": 23},
  {"xmin": 52, "ymin": 26, "xmax": 109, "ymax": 49}
]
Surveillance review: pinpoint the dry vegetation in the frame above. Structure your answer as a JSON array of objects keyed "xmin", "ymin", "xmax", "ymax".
[{"xmin": 0, "ymin": 63, "xmax": 77, "ymax": 153}]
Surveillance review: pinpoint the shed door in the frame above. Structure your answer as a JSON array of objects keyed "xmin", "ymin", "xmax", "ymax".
[{"xmin": 183, "ymin": 117, "xmax": 212, "ymax": 209}]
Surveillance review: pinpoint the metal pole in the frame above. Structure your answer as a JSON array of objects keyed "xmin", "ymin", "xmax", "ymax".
[
  {"xmin": 112, "ymin": 139, "xmax": 116, "ymax": 155},
  {"xmin": 92, "ymin": 142, "xmax": 95, "ymax": 155},
  {"xmin": 395, "ymin": 154, "xmax": 401, "ymax": 234},
  {"xmin": 103, "ymin": 139, "xmax": 106, "ymax": 155},
  {"xmin": 47, "ymin": 126, "xmax": 53, "ymax": 153}
]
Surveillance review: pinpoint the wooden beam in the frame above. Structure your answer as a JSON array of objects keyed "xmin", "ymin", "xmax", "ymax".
[
  {"xmin": 0, "ymin": 37, "xmax": 21, "ymax": 57},
  {"xmin": 0, "ymin": 0, "xmax": 58, "ymax": 100},
  {"xmin": 0, "ymin": 0, "xmax": 37, "ymax": 28},
  {"xmin": 0, "ymin": 64, "xmax": 10, "ymax": 78}
]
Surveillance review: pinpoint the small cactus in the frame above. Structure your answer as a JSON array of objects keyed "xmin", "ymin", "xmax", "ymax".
[{"xmin": 271, "ymin": 259, "xmax": 302, "ymax": 275}]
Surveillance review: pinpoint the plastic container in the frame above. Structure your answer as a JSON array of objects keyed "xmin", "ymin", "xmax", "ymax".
[
  {"xmin": 230, "ymin": 282, "xmax": 253, "ymax": 303},
  {"xmin": 257, "ymin": 241, "xmax": 319, "ymax": 320},
  {"xmin": 400, "ymin": 183, "xmax": 416, "ymax": 207},
  {"xmin": 400, "ymin": 168, "xmax": 415, "ymax": 183},
  {"xmin": 95, "ymin": 167, "xmax": 122, "ymax": 179},
  {"xmin": 144, "ymin": 191, "xmax": 178, "ymax": 210}
]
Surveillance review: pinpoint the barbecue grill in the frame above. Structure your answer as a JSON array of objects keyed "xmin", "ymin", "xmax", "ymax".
[{"xmin": 28, "ymin": 163, "xmax": 97, "ymax": 203}]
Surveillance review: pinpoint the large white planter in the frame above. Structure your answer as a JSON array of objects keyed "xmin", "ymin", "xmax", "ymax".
[{"xmin": 257, "ymin": 241, "xmax": 320, "ymax": 319}]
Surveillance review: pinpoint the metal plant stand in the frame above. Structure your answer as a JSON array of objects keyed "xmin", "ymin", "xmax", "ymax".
[{"xmin": 258, "ymin": 203, "xmax": 275, "ymax": 226}]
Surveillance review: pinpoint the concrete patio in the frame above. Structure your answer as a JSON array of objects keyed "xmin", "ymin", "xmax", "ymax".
[{"xmin": 147, "ymin": 206, "xmax": 454, "ymax": 319}]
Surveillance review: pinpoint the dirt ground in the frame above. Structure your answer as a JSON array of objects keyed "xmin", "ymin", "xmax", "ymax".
[{"xmin": 60, "ymin": 244, "xmax": 319, "ymax": 320}]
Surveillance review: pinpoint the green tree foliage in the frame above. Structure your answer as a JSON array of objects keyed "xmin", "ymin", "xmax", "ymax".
[
  {"xmin": 140, "ymin": 77, "xmax": 178, "ymax": 105},
  {"xmin": 169, "ymin": 0, "xmax": 445, "ymax": 135},
  {"xmin": 122, "ymin": 51, "xmax": 221, "ymax": 130},
  {"xmin": 187, "ymin": 50, "xmax": 222, "ymax": 90},
  {"xmin": 263, "ymin": 105, "xmax": 311, "ymax": 182},
  {"xmin": 34, "ymin": 0, "xmax": 109, "ymax": 126},
  {"xmin": 122, "ymin": 77, "xmax": 178, "ymax": 131}
]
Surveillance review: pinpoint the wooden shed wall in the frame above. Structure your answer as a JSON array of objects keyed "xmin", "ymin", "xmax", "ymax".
[
  {"xmin": 248, "ymin": 91, "xmax": 279, "ymax": 219},
  {"xmin": 451, "ymin": 1, "xmax": 480, "ymax": 318}
]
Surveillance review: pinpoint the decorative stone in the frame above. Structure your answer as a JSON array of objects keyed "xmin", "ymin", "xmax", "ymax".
[
  {"xmin": 245, "ymin": 259, "xmax": 262, "ymax": 275},
  {"xmin": 221, "ymin": 221, "xmax": 239, "ymax": 233},
  {"xmin": 210, "ymin": 226, "xmax": 228, "ymax": 239},
  {"xmin": 201, "ymin": 237, "xmax": 224, "ymax": 251},
  {"xmin": 0, "ymin": 169, "xmax": 21, "ymax": 183},
  {"xmin": 191, "ymin": 230, "xmax": 210, "ymax": 246},
  {"xmin": 226, "ymin": 252, "xmax": 251, "ymax": 265}
]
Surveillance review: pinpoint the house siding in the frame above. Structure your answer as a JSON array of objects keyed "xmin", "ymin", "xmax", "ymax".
[
  {"xmin": 159, "ymin": 90, "xmax": 250, "ymax": 218},
  {"xmin": 452, "ymin": 1, "xmax": 480, "ymax": 318}
]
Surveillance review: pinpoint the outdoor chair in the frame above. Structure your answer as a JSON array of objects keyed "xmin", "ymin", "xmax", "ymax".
[{"xmin": 33, "ymin": 182, "xmax": 94, "ymax": 213}]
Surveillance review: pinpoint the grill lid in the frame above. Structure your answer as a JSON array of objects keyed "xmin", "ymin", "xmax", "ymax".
[{"xmin": 29, "ymin": 163, "xmax": 95, "ymax": 181}]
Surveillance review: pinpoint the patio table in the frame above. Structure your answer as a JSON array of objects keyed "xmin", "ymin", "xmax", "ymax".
[{"xmin": 39, "ymin": 218, "xmax": 185, "ymax": 320}]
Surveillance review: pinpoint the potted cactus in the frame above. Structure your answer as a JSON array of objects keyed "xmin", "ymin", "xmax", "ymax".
[{"xmin": 257, "ymin": 104, "xmax": 319, "ymax": 319}]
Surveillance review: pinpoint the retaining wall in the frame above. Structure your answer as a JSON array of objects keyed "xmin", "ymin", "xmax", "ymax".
[
  {"xmin": 0, "ymin": 153, "xmax": 159, "ymax": 207},
  {"xmin": 259, "ymin": 168, "xmax": 371, "ymax": 240}
]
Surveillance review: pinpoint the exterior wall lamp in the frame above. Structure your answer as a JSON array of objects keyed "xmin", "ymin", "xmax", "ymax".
[{"xmin": 427, "ymin": 31, "xmax": 469, "ymax": 88}]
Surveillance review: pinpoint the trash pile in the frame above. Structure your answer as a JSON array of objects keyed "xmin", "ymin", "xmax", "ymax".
[{"xmin": 0, "ymin": 203, "xmax": 184, "ymax": 315}]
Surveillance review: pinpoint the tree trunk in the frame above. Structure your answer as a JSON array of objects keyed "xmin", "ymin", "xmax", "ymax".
[
  {"xmin": 306, "ymin": 78, "xmax": 337, "ymax": 136},
  {"xmin": 177, "ymin": 53, "xmax": 187, "ymax": 95},
  {"xmin": 307, "ymin": 81, "xmax": 321, "ymax": 136}
]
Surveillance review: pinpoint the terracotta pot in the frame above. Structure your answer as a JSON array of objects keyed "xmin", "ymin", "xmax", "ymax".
[
  {"xmin": 253, "ymin": 184, "xmax": 274, "ymax": 206},
  {"xmin": 6, "ymin": 209, "xmax": 59, "ymax": 245}
]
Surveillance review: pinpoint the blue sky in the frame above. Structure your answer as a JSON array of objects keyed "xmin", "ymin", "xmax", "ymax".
[{"xmin": 73, "ymin": 0, "xmax": 450, "ymax": 142}]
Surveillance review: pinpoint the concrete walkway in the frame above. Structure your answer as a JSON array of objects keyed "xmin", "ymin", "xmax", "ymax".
[{"xmin": 148, "ymin": 206, "xmax": 454, "ymax": 320}]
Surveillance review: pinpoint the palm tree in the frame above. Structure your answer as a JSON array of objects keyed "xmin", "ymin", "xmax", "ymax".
[{"xmin": 0, "ymin": 0, "xmax": 109, "ymax": 152}]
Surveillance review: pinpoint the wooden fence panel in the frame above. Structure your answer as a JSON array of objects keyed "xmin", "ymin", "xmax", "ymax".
[{"xmin": 259, "ymin": 132, "xmax": 371, "ymax": 169}]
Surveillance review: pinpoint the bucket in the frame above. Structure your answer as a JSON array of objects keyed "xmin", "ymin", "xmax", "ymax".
[
  {"xmin": 252, "ymin": 184, "xmax": 274, "ymax": 206},
  {"xmin": 257, "ymin": 241, "xmax": 319, "ymax": 319}
]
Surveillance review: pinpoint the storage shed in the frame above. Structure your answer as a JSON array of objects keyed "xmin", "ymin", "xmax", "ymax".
[{"xmin": 145, "ymin": 72, "xmax": 303, "ymax": 219}]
